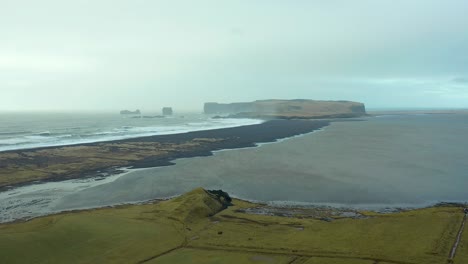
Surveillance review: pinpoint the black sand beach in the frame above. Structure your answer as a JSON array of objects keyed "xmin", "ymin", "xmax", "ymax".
[
  {"xmin": 0, "ymin": 120, "xmax": 330, "ymax": 191},
  {"xmin": 122, "ymin": 119, "xmax": 330, "ymax": 167}
]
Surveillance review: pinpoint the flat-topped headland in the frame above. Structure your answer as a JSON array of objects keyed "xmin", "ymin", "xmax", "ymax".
[
  {"xmin": 0, "ymin": 119, "xmax": 330, "ymax": 191},
  {"xmin": 205, "ymin": 99, "xmax": 367, "ymax": 119}
]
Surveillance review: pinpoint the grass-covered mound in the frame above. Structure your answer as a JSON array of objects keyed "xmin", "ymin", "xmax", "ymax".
[
  {"xmin": 156, "ymin": 188, "xmax": 231, "ymax": 223},
  {"xmin": 0, "ymin": 188, "xmax": 465, "ymax": 264}
]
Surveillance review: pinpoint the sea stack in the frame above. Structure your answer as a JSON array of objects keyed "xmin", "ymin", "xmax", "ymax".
[
  {"xmin": 162, "ymin": 107, "xmax": 173, "ymax": 116},
  {"xmin": 120, "ymin": 109, "xmax": 141, "ymax": 115}
]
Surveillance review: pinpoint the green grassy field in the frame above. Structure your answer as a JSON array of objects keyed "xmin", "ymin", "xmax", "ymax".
[
  {"xmin": 148, "ymin": 248, "xmax": 295, "ymax": 264},
  {"xmin": 0, "ymin": 188, "xmax": 465, "ymax": 264}
]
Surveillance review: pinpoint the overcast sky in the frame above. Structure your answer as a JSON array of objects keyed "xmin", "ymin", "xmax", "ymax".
[{"xmin": 1, "ymin": 0, "xmax": 467, "ymax": 112}]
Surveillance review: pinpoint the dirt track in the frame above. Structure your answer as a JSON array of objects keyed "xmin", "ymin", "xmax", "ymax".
[{"xmin": 449, "ymin": 211, "xmax": 467, "ymax": 262}]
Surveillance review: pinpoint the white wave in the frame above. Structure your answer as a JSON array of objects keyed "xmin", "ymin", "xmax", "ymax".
[
  {"xmin": 57, "ymin": 134, "xmax": 74, "ymax": 138},
  {"xmin": 0, "ymin": 138, "xmax": 34, "ymax": 145},
  {"xmin": 34, "ymin": 131, "xmax": 51, "ymax": 136}
]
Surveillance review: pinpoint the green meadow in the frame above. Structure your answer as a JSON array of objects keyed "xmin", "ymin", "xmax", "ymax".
[{"xmin": 0, "ymin": 188, "xmax": 465, "ymax": 264}]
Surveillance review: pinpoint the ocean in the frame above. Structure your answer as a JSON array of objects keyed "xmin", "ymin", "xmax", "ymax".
[
  {"xmin": 1, "ymin": 113, "xmax": 468, "ymax": 222},
  {"xmin": 0, "ymin": 112, "xmax": 263, "ymax": 152}
]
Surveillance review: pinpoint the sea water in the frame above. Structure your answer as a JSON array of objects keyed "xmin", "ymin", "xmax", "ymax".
[{"xmin": 0, "ymin": 112, "xmax": 262, "ymax": 151}]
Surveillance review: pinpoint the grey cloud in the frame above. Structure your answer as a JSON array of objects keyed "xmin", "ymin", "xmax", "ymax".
[
  {"xmin": 452, "ymin": 77, "xmax": 468, "ymax": 84},
  {"xmin": 1, "ymin": 0, "xmax": 468, "ymax": 111}
]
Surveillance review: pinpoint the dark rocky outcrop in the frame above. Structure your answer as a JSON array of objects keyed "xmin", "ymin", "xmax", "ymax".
[{"xmin": 207, "ymin": 189, "xmax": 233, "ymax": 208}]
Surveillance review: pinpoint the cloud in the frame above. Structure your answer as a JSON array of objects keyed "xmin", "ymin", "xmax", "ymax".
[
  {"xmin": 423, "ymin": 78, "xmax": 468, "ymax": 99},
  {"xmin": 1, "ymin": 1, "xmax": 468, "ymax": 110},
  {"xmin": 0, "ymin": 53, "xmax": 99, "ymax": 73},
  {"xmin": 4, "ymin": 80, "xmax": 33, "ymax": 87},
  {"xmin": 452, "ymin": 77, "xmax": 468, "ymax": 84}
]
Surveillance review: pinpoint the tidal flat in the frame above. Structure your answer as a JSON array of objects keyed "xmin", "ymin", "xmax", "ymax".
[{"xmin": 51, "ymin": 114, "xmax": 468, "ymax": 212}]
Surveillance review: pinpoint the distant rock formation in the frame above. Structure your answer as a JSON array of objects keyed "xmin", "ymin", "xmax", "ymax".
[
  {"xmin": 204, "ymin": 102, "xmax": 254, "ymax": 114},
  {"xmin": 120, "ymin": 109, "xmax": 141, "ymax": 115},
  {"xmin": 162, "ymin": 107, "xmax": 173, "ymax": 116},
  {"xmin": 204, "ymin": 99, "xmax": 366, "ymax": 119}
]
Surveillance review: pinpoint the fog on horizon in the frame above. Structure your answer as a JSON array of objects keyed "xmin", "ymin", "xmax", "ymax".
[{"xmin": 1, "ymin": 0, "xmax": 468, "ymax": 112}]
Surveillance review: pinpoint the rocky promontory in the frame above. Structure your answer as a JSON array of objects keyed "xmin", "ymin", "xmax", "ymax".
[{"xmin": 204, "ymin": 99, "xmax": 366, "ymax": 119}]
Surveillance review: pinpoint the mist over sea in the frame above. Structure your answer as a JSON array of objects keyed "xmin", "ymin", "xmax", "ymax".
[
  {"xmin": 0, "ymin": 112, "xmax": 262, "ymax": 151},
  {"xmin": 1, "ymin": 113, "xmax": 468, "ymax": 222}
]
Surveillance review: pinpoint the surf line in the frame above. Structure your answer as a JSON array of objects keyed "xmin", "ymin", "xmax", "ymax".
[{"xmin": 448, "ymin": 208, "xmax": 468, "ymax": 262}]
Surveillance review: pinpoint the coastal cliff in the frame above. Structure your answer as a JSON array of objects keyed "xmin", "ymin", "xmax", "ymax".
[
  {"xmin": 204, "ymin": 102, "xmax": 254, "ymax": 114},
  {"xmin": 204, "ymin": 99, "xmax": 366, "ymax": 119}
]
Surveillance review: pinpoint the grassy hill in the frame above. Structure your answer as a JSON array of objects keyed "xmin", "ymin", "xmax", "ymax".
[{"xmin": 0, "ymin": 188, "xmax": 465, "ymax": 264}]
